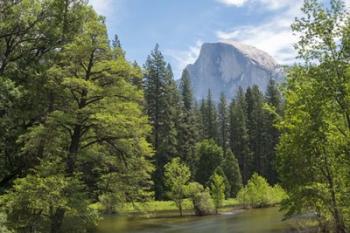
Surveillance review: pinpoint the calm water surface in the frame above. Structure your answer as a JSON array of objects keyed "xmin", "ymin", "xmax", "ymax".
[{"xmin": 96, "ymin": 208, "xmax": 300, "ymax": 233}]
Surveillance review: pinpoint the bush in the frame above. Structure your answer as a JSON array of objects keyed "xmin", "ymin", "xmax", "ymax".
[
  {"xmin": 193, "ymin": 190, "xmax": 215, "ymax": 216},
  {"xmin": 195, "ymin": 140, "xmax": 224, "ymax": 185},
  {"xmin": 186, "ymin": 182, "xmax": 214, "ymax": 216},
  {"xmin": 237, "ymin": 173, "xmax": 287, "ymax": 208},
  {"xmin": 98, "ymin": 193, "xmax": 124, "ymax": 214},
  {"xmin": 0, "ymin": 213, "xmax": 14, "ymax": 233},
  {"xmin": 1, "ymin": 174, "xmax": 99, "ymax": 233},
  {"xmin": 164, "ymin": 157, "xmax": 191, "ymax": 216},
  {"xmin": 209, "ymin": 172, "xmax": 225, "ymax": 214}
]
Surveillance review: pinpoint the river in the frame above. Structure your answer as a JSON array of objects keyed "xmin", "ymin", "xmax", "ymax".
[{"xmin": 96, "ymin": 207, "xmax": 304, "ymax": 233}]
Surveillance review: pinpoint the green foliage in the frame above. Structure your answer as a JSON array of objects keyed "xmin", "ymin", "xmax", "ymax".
[
  {"xmin": 213, "ymin": 166, "xmax": 231, "ymax": 198},
  {"xmin": 0, "ymin": 0, "xmax": 289, "ymax": 230},
  {"xmin": 186, "ymin": 182, "xmax": 214, "ymax": 216},
  {"xmin": 263, "ymin": 79, "xmax": 282, "ymax": 184},
  {"xmin": 192, "ymin": 190, "xmax": 214, "ymax": 216},
  {"xmin": 277, "ymin": 1, "xmax": 350, "ymax": 232},
  {"xmin": 237, "ymin": 173, "xmax": 286, "ymax": 208},
  {"xmin": 0, "ymin": 0, "xmax": 86, "ymax": 191},
  {"xmin": 0, "ymin": 212, "xmax": 13, "ymax": 233},
  {"xmin": 179, "ymin": 69, "xmax": 193, "ymax": 111},
  {"xmin": 1, "ymin": 166, "xmax": 99, "ymax": 233},
  {"xmin": 98, "ymin": 193, "xmax": 123, "ymax": 215},
  {"xmin": 245, "ymin": 86, "xmax": 267, "ymax": 180},
  {"xmin": 97, "ymin": 152, "xmax": 154, "ymax": 214},
  {"xmin": 218, "ymin": 93, "xmax": 229, "ymax": 155},
  {"xmin": 199, "ymin": 90, "xmax": 219, "ymax": 142},
  {"xmin": 144, "ymin": 45, "xmax": 180, "ymax": 200},
  {"xmin": 209, "ymin": 172, "xmax": 225, "ymax": 213},
  {"xmin": 195, "ymin": 139, "xmax": 224, "ymax": 185},
  {"xmin": 0, "ymin": 2, "xmax": 153, "ymax": 232},
  {"xmin": 164, "ymin": 158, "xmax": 191, "ymax": 216},
  {"xmin": 120, "ymin": 199, "xmax": 194, "ymax": 214},
  {"xmin": 222, "ymin": 150, "xmax": 242, "ymax": 197},
  {"xmin": 229, "ymin": 83, "xmax": 283, "ymax": 185},
  {"xmin": 229, "ymin": 88, "xmax": 252, "ymax": 184},
  {"xmin": 178, "ymin": 69, "xmax": 198, "ymax": 174}
]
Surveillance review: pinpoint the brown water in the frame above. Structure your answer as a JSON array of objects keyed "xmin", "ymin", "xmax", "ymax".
[{"xmin": 96, "ymin": 207, "xmax": 301, "ymax": 233}]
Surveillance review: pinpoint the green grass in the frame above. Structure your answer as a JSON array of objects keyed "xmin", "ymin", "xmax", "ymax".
[
  {"xmin": 222, "ymin": 198, "xmax": 239, "ymax": 207},
  {"xmin": 91, "ymin": 198, "xmax": 238, "ymax": 214},
  {"xmin": 123, "ymin": 198, "xmax": 238, "ymax": 213},
  {"xmin": 121, "ymin": 199, "xmax": 193, "ymax": 213}
]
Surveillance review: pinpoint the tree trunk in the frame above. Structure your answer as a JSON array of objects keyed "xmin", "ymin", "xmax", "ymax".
[
  {"xmin": 67, "ymin": 124, "xmax": 81, "ymax": 174},
  {"xmin": 323, "ymin": 157, "xmax": 347, "ymax": 233},
  {"xmin": 50, "ymin": 208, "xmax": 65, "ymax": 233}
]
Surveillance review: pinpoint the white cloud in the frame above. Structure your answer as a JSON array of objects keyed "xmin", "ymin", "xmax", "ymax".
[
  {"xmin": 344, "ymin": 0, "xmax": 350, "ymax": 9},
  {"xmin": 89, "ymin": 0, "xmax": 114, "ymax": 16},
  {"xmin": 89, "ymin": 0, "xmax": 125, "ymax": 27},
  {"xmin": 217, "ymin": 0, "xmax": 299, "ymax": 10},
  {"xmin": 165, "ymin": 40, "xmax": 203, "ymax": 79},
  {"xmin": 217, "ymin": 0, "xmax": 248, "ymax": 7},
  {"xmin": 216, "ymin": 1, "xmax": 303, "ymax": 64},
  {"xmin": 217, "ymin": 22, "xmax": 297, "ymax": 64}
]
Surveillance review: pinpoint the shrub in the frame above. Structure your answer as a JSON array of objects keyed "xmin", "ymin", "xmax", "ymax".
[
  {"xmin": 193, "ymin": 190, "xmax": 215, "ymax": 216},
  {"xmin": 237, "ymin": 173, "xmax": 287, "ymax": 208},
  {"xmin": 164, "ymin": 158, "xmax": 191, "ymax": 216},
  {"xmin": 98, "ymin": 193, "xmax": 123, "ymax": 214},
  {"xmin": 186, "ymin": 182, "xmax": 214, "ymax": 216},
  {"xmin": 209, "ymin": 172, "xmax": 225, "ymax": 214},
  {"xmin": 0, "ymin": 213, "xmax": 14, "ymax": 233},
  {"xmin": 1, "ymin": 174, "xmax": 99, "ymax": 233}
]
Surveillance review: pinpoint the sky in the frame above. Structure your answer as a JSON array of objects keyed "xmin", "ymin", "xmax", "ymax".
[{"xmin": 89, "ymin": 0, "xmax": 348, "ymax": 79}]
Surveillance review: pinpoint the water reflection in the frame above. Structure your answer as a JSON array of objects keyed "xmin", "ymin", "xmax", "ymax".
[{"xmin": 97, "ymin": 208, "xmax": 299, "ymax": 233}]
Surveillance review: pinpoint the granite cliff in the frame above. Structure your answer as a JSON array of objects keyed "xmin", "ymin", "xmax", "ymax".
[{"xmin": 185, "ymin": 41, "xmax": 284, "ymax": 100}]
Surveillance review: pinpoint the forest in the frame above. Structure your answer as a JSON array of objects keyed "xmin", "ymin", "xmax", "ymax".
[{"xmin": 0, "ymin": 0, "xmax": 350, "ymax": 233}]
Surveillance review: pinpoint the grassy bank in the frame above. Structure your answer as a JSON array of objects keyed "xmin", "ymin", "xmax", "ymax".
[{"xmin": 91, "ymin": 198, "xmax": 239, "ymax": 216}]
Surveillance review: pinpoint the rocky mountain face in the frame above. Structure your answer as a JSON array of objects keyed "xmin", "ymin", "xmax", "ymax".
[{"xmin": 185, "ymin": 41, "xmax": 284, "ymax": 101}]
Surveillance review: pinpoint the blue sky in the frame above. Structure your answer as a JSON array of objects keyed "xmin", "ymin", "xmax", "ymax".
[{"xmin": 89, "ymin": 0, "xmax": 348, "ymax": 78}]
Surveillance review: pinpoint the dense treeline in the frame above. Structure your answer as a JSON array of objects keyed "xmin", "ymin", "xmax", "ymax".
[
  {"xmin": 0, "ymin": 1, "xmax": 283, "ymax": 230},
  {"xmin": 2, "ymin": 0, "xmax": 350, "ymax": 232},
  {"xmin": 143, "ymin": 44, "xmax": 283, "ymax": 199}
]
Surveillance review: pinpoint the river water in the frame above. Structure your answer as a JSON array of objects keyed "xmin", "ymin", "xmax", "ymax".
[{"xmin": 96, "ymin": 207, "xmax": 302, "ymax": 233}]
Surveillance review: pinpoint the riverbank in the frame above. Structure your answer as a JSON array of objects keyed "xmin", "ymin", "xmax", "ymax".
[
  {"xmin": 91, "ymin": 198, "xmax": 239, "ymax": 218},
  {"xmin": 95, "ymin": 207, "xmax": 311, "ymax": 233},
  {"xmin": 94, "ymin": 201, "xmax": 319, "ymax": 233}
]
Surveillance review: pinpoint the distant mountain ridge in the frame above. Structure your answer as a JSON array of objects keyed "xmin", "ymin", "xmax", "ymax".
[{"xmin": 185, "ymin": 41, "xmax": 284, "ymax": 100}]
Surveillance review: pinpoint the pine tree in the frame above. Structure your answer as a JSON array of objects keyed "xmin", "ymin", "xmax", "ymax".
[
  {"xmin": 178, "ymin": 69, "xmax": 198, "ymax": 173},
  {"xmin": 144, "ymin": 45, "xmax": 179, "ymax": 199},
  {"xmin": 161, "ymin": 64, "xmax": 179, "ymax": 157},
  {"xmin": 199, "ymin": 99, "xmax": 208, "ymax": 140},
  {"xmin": 245, "ymin": 86, "xmax": 266, "ymax": 177},
  {"xmin": 218, "ymin": 93, "xmax": 229, "ymax": 156},
  {"xmin": 112, "ymin": 34, "xmax": 122, "ymax": 48},
  {"xmin": 229, "ymin": 88, "xmax": 252, "ymax": 184},
  {"xmin": 264, "ymin": 79, "xmax": 282, "ymax": 183},
  {"xmin": 111, "ymin": 34, "xmax": 125, "ymax": 59},
  {"xmin": 222, "ymin": 150, "xmax": 242, "ymax": 197},
  {"xmin": 207, "ymin": 90, "xmax": 219, "ymax": 142},
  {"xmin": 200, "ymin": 90, "xmax": 218, "ymax": 142},
  {"xmin": 180, "ymin": 69, "xmax": 193, "ymax": 111}
]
